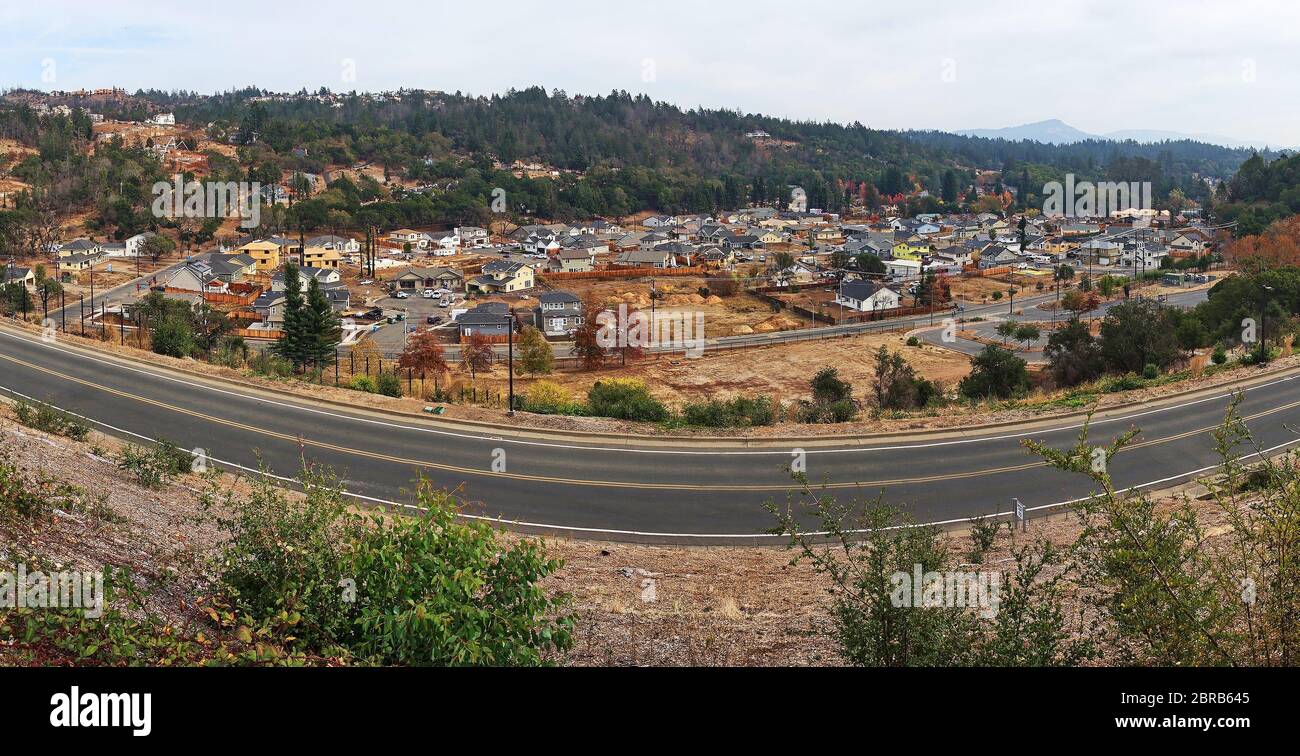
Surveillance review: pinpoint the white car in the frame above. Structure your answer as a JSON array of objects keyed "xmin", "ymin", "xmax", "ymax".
[
  {"xmin": 422, "ymin": 289, "xmax": 436, "ymax": 298},
  {"xmin": 394, "ymin": 291, "xmax": 410, "ymax": 299}
]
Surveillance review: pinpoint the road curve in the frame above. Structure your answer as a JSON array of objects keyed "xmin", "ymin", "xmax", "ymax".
[{"xmin": 1, "ymin": 323, "xmax": 1297, "ymax": 544}]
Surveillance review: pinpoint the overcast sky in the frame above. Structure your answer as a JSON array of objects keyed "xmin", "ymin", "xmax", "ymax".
[{"xmin": 2, "ymin": 0, "xmax": 1296, "ymax": 147}]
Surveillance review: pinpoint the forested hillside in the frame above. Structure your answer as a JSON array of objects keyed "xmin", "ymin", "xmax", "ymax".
[{"xmin": 0, "ymin": 84, "xmax": 1295, "ymax": 249}]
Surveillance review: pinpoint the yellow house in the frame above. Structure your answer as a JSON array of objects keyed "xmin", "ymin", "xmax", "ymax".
[
  {"xmin": 302, "ymin": 247, "xmax": 342, "ymax": 269},
  {"xmin": 891, "ymin": 240, "xmax": 930, "ymax": 261},
  {"xmin": 238, "ymin": 240, "xmax": 281, "ymax": 271}
]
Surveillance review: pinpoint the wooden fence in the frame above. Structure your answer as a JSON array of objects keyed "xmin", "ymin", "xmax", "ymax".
[
  {"xmin": 229, "ymin": 327, "xmax": 283, "ymax": 340},
  {"xmin": 540, "ymin": 265, "xmax": 707, "ymax": 282}
]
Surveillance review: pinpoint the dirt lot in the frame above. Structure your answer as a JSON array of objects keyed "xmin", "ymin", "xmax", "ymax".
[
  {"xmin": 556, "ymin": 276, "xmax": 806, "ymax": 337},
  {"xmin": 949, "ymin": 275, "xmax": 1018, "ymax": 302},
  {"xmin": 464, "ymin": 330, "xmax": 972, "ymax": 405}
]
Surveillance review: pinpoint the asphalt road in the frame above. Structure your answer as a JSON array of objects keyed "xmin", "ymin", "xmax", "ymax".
[{"xmin": 2, "ymin": 323, "xmax": 1297, "ymax": 543}]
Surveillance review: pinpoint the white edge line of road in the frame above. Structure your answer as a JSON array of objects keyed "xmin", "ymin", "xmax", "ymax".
[
  {"xmin": 3, "ymin": 384, "xmax": 1299, "ymax": 541},
  {"xmin": 1, "ymin": 327, "xmax": 1295, "ymax": 457}
]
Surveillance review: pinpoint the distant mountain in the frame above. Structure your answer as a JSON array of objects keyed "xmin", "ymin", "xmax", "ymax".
[
  {"xmin": 955, "ymin": 119, "xmax": 1283, "ymax": 150},
  {"xmin": 955, "ymin": 119, "xmax": 1095, "ymax": 144}
]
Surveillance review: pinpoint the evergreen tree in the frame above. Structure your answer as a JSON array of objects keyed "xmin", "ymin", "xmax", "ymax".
[
  {"xmin": 273, "ymin": 261, "xmax": 306, "ymax": 368},
  {"xmin": 302, "ymin": 276, "xmax": 342, "ymax": 367}
]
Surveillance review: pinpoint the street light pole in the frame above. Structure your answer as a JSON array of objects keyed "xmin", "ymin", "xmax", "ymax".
[{"xmin": 506, "ymin": 313, "xmax": 515, "ymax": 416}]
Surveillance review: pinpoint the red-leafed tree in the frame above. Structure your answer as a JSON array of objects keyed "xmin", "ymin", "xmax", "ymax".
[{"xmin": 399, "ymin": 330, "xmax": 449, "ymax": 377}]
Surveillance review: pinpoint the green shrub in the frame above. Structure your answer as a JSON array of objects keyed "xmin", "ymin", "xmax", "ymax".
[
  {"xmin": 587, "ymin": 379, "xmax": 669, "ymax": 422},
  {"xmin": 249, "ymin": 353, "xmax": 294, "ymax": 378},
  {"xmin": 216, "ymin": 467, "xmax": 574, "ymax": 666},
  {"xmin": 1211, "ymin": 344, "xmax": 1227, "ymax": 365},
  {"xmin": 349, "ymin": 375, "xmax": 378, "ymax": 393},
  {"xmin": 1103, "ymin": 374, "xmax": 1144, "ymax": 393},
  {"xmin": 375, "ymin": 371, "xmax": 402, "ymax": 398},
  {"xmin": 906, "ymin": 336, "xmax": 920, "ymax": 347},
  {"xmin": 681, "ymin": 396, "xmax": 776, "ymax": 427},
  {"xmin": 1142, "ymin": 363, "xmax": 1159, "ymax": 380},
  {"xmin": 522, "ymin": 380, "xmax": 584, "ymax": 415},
  {"xmin": 155, "ymin": 440, "xmax": 199, "ymax": 475},
  {"xmin": 117, "ymin": 444, "xmax": 178, "ymax": 489},
  {"xmin": 12, "ymin": 398, "xmax": 91, "ymax": 441}
]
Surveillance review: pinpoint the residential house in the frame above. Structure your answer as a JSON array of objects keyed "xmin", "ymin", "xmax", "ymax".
[
  {"xmin": 466, "ymin": 260, "xmax": 534, "ymax": 295},
  {"xmin": 548, "ymin": 248, "xmax": 595, "ymax": 273},
  {"xmin": 302, "ymin": 247, "xmax": 343, "ymax": 269},
  {"xmin": 891, "ymin": 238, "xmax": 930, "ymax": 261},
  {"xmin": 391, "ymin": 266, "xmax": 464, "ymax": 291},
  {"xmin": 55, "ymin": 238, "xmax": 102, "ymax": 258},
  {"xmin": 163, "ymin": 261, "xmax": 228, "ymax": 294},
  {"xmin": 57, "ymin": 252, "xmax": 106, "ymax": 275},
  {"xmin": 835, "ymin": 279, "xmax": 901, "ymax": 312},
  {"xmin": 237, "ymin": 240, "xmax": 282, "ymax": 272},
  {"xmin": 273, "ymin": 266, "xmax": 342, "ymax": 291},
  {"xmin": 533, "ymin": 291, "xmax": 584, "ymax": 337},
  {"xmin": 203, "ymin": 253, "xmax": 257, "ymax": 283},
  {"xmin": 456, "ymin": 301, "xmax": 513, "ymax": 338},
  {"xmin": 614, "ymin": 248, "xmax": 677, "ymax": 269},
  {"xmin": 455, "ymin": 226, "xmax": 490, "ymax": 248},
  {"xmin": 1169, "ymin": 233, "xmax": 1206, "ymax": 257},
  {"xmin": 978, "ymin": 246, "xmax": 1021, "ymax": 269},
  {"xmin": 305, "ymin": 235, "xmax": 361, "ymax": 254},
  {"xmin": 389, "ymin": 229, "xmax": 432, "ymax": 250},
  {"xmin": 2, "ymin": 265, "xmax": 35, "ymax": 290}
]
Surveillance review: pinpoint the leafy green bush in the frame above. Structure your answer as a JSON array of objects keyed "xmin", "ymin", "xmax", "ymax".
[
  {"xmin": 681, "ymin": 396, "xmax": 776, "ymax": 427},
  {"xmin": 117, "ymin": 444, "xmax": 179, "ymax": 489},
  {"xmin": 216, "ymin": 467, "xmax": 574, "ymax": 665},
  {"xmin": 1103, "ymin": 374, "xmax": 1144, "ymax": 393},
  {"xmin": 349, "ymin": 375, "xmax": 378, "ymax": 393},
  {"xmin": 959, "ymin": 346, "xmax": 1030, "ymax": 400},
  {"xmin": 375, "ymin": 371, "xmax": 402, "ymax": 398},
  {"xmin": 799, "ymin": 366, "xmax": 859, "ymax": 422},
  {"xmin": 906, "ymin": 336, "xmax": 920, "ymax": 347},
  {"xmin": 1211, "ymin": 344, "xmax": 1228, "ymax": 365},
  {"xmin": 1142, "ymin": 363, "xmax": 1159, "ymax": 380},
  {"xmin": 586, "ymin": 379, "xmax": 669, "ymax": 422},
  {"xmin": 12, "ymin": 398, "xmax": 91, "ymax": 440},
  {"xmin": 522, "ymin": 380, "xmax": 584, "ymax": 415}
]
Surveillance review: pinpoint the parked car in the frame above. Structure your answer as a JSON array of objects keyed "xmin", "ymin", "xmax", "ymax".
[
  {"xmin": 426, "ymin": 315, "xmax": 442, "ymax": 325},
  {"xmin": 422, "ymin": 289, "xmax": 436, "ymax": 298},
  {"xmin": 394, "ymin": 291, "xmax": 410, "ymax": 299}
]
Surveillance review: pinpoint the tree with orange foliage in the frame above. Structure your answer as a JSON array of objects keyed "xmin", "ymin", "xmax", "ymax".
[
  {"xmin": 1227, "ymin": 216, "xmax": 1300, "ymax": 274},
  {"xmin": 461, "ymin": 332, "xmax": 494, "ymax": 382},
  {"xmin": 570, "ymin": 297, "xmax": 607, "ymax": 371},
  {"xmin": 398, "ymin": 330, "xmax": 449, "ymax": 378}
]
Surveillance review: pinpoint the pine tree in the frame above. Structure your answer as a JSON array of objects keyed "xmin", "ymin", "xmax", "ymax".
[
  {"xmin": 273, "ymin": 261, "xmax": 306, "ymax": 368},
  {"xmin": 302, "ymin": 276, "xmax": 342, "ymax": 367}
]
